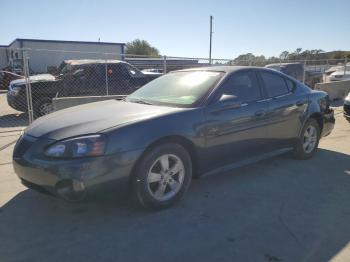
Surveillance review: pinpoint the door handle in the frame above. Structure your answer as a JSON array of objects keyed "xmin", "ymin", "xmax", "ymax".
[
  {"xmin": 255, "ymin": 110, "xmax": 266, "ymax": 117},
  {"xmin": 296, "ymin": 100, "xmax": 307, "ymax": 106}
]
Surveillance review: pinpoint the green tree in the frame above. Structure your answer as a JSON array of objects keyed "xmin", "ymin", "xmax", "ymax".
[
  {"xmin": 279, "ymin": 51, "xmax": 289, "ymax": 60},
  {"xmin": 125, "ymin": 39, "xmax": 160, "ymax": 57},
  {"xmin": 296, "ymin": 48, "xmax": 302, "ymax": 54}
]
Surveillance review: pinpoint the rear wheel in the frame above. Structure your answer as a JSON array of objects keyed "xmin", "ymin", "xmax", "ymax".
[
  {"xmin": 293, "ymin": 118, "xmax": 320, "ymax": 159},
  {"xmin": 34, "ymin": 98, "xmax": 53, "ymax": 117},
  {"xmin": 132, "ymin": 143, "xmax": 192, "ymax": 210}
]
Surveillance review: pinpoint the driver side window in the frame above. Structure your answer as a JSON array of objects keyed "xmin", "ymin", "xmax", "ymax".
[{"xmin": 219, "ymin": 71, "xmax": 262, "ymax": 103}]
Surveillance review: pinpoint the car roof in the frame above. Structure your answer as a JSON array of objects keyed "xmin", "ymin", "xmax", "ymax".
[
  {"xmin": 265, "ymin": 62, "xmax": 302, "ymax": 67},
  {"xmin": 175, "ymin": 66, "xmax": 262, "ymax": 74},
  {"xmin": 175, "ymin": 65, "xmax": 288, "ymax": 75},
  {"xmin": 63, "ymin": 59, "xmax": 126, "ymax": 66}
]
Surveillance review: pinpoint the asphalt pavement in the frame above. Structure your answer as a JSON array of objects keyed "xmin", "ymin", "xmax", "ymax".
[{"xmin": 0, "ymin": 106, "xmax": 349, "ymax": 262}]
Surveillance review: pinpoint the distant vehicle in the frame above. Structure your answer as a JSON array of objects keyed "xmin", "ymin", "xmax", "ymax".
[
  {"xmin": 265, "ymin": 63, "xmax": 304, "ymax": 81},
  {"xmin": 13, "ymin": 66, "xmax": 335, "ymax": 209},
  {"xmin": 142, "ymin": 68, "xmax": 164, "ymax": 74},
  {"xmin": 344, "ymin": 92, "xmax": 350, "ymax": 122},
  {"xmin": 329, "ymin": 66, "xmax": 350, "ymax": 81},
  {"xmin": 5, "ymin": 58, "xmax": 26, "ymax": 75},
  {"xmin": 7, "ymin": 60, "xmax": 161, "ymax": 116},
  {"xmin": 0, "ymin": 71, "xmax": 23, "ymax": 90},
  {"xmin": 265, "ymin": 63, "xmax": 322, "ymax": 88}
]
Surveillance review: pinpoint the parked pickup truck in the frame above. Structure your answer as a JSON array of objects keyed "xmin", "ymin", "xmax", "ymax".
[
  {"xmin": 7, "ymin": 60, "xmax": 161, "ymax": 116},
  {"xmin": 265, "ymin": 63, "xmax": 322, "ymax": 89}
]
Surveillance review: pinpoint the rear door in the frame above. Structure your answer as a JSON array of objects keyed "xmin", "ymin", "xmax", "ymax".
[
  {"xmin": 107, "ymin": 63, "xmax": 133, "ymax": 95},
  {"xmin": 258, "ymin": 70, "xmax": 307, "ymax": 149},
  {"xmin": 203, "ymin": 70, "xmax": 270, "ymax": 170}
]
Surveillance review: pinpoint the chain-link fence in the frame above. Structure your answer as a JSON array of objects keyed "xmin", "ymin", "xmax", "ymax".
[{"xmin": 0, "ymin": 48, "xmax": 348, "ymax": 138}]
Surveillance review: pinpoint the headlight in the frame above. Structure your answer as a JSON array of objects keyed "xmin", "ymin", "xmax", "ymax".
[
  {"xmin": 9, "ymin": 85, "xmax": 22, "ymax": 96},
  {"xmin": 45, "ymin": 134, "xmax": 107, "ymax": 158}
]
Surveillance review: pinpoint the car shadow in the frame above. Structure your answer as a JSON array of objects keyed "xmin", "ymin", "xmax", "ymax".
[
  {"xmin": 0, "ymin": 112, "xmax": 28, "ymax": 128},
  {"xmin": 1, "ymin": 148, "xmax": 350, "ymax": 262}
]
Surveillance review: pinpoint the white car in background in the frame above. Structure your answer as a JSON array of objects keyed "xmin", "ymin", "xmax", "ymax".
[{"xmin": 329, "ymin": 64, "xmax": 350, "ymax": 81}]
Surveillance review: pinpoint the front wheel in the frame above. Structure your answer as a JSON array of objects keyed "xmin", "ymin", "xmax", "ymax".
[
  {"xmin": 34, "ymin": 98, "xmax": 53, "ymax": 118},
  {"xmin": 293, "ymin": 118, "xmax": 320, "ymax": 160},
  {"xmin": 132, "ymin": 143, "xmax": 192, "ymax": 210}
]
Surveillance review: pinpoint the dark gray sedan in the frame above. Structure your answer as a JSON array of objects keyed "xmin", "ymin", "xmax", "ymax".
[{"xmin": 13, "ymin": 66, "xmax": 335, "ymax": 209}]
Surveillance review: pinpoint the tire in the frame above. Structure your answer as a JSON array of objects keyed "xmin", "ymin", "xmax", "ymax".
[
  {"xmin": 132, "ymin": 143, "xmax": 192, "ymax": 210},
  {"xmin": 293, "ymin": 118, "xmax": 320, "ymax": 160},
  {"xmin": 34, "ymin": 98, "xmax": 53, "ymax": 118}
]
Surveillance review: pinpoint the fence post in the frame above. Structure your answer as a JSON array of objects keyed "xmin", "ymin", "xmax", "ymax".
[
  {"xmin": 23, "ymin": 50, "xmax": 34, "ymax": 124},
  {"xmin": 302, "ymin": 60, "xmax": 306, "ymax": 84},
  {"xmin": 344, "ymin": 57, "xmax": 348, "ymax": 76},
  {"xmin": 163, "ymin": 55, "xmax": 167, "ymax": 74},
  {"xmin": 104, "ymin": 53, "xmax": 109, "ymax": 96}
]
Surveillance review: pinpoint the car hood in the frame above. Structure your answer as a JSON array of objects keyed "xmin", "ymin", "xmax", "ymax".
[
  {"xmin": 142, "ymin": 71, "xmax": 163, "ymax": 76},
  {"xmin": 11, "ymin": 74, "xmax": 56, "ymax": 85},
  {"xmin": 25, "ymin": 100, "xmax": 183, "ymax": 140}
]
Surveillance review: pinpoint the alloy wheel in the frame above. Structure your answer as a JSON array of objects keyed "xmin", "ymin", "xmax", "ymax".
[
  {"xmin": 146, "ymin": 154, "xmax": 185, "ymax": 201},
  {"xmin": 303, "ymin": 125, "xmax": 317, "ymax": 154},
  {"xmin": 38, "ymin": 102, "xmax": 53, "ymax": 116}
]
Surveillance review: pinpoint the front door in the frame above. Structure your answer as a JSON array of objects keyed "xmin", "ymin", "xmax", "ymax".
[{"xmin": 203, "ymin": 70, "xmax": 269, "ymax": 171}]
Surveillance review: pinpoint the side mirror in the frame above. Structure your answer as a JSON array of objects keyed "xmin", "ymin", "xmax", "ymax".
[
  {"xmin": 219, "ymin": 94, "xmax": 242, "ymax": 108},
  {"xmin": 210, "ymin": 94, "xmax": 242, "ymax": 113}
]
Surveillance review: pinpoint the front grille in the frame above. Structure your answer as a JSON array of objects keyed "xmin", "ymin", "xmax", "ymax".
[
  {"xmin": 344, "ymin": 104, "xmax": 350, "ymax": 115},
  {"xmin": 13, "ymin": 135, "xmax": 35, "ymax": 158}
]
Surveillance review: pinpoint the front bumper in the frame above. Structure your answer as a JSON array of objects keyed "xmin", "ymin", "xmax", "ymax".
[
  {"xmin": 13, "ymin": 134, "xmax": 144, "ymax": 200},
  {"xmin": 7, "ymin": 92, "xmax": 27, "ymax": 112}
]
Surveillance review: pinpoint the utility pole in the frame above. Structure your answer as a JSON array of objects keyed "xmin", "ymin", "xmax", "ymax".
[{"xmin": 209, "ymin": 15, "xmax": 213, "ymax": 64}]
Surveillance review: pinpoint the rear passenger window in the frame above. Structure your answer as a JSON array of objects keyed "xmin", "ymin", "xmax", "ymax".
[
  {"xmin": 260, "ymin": 72, "xmax": 289, "ymax": 98},
  {"xmin": 220, "ymin": 71, "xmax": 262, "ymax": 103}
]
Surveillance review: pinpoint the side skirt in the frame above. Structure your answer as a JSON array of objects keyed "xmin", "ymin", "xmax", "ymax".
[{"xmin": 200, "ymin": 147, "xmax": 293, "ymax": 178}]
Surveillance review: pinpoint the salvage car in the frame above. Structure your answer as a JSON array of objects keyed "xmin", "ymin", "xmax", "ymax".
[
  {"xmin": 13, "ymin": 66, "xmax": 335, "ymax": 209},
  {"xmin": 7, "ymin": 60, "xmax": 160, "ymax": 116}
]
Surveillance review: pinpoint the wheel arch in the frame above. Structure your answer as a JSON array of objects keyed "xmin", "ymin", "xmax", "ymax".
[
  {"xmin": 309, "ymin": 112, "xmax": 324, "ymax": 134},
  {"xmin": 129, "ymin": 135, "xmax": 199, "ymax": 188},
  {"xmin": 298, "ymin": 111, "xmax": 324, "ymax": 138}
]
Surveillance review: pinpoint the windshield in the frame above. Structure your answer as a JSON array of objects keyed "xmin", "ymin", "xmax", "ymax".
[
  {"xmin": 126, "ymin": 71, "xmax": 224, "ymax": 107},
  {"xmin": 57, "ymin": 63, "xmax": 84, "ymax": 77}
]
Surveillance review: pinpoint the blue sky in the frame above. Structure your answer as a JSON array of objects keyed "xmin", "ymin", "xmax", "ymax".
[{"xmin": 1, "ymin": 0, "xmax": 349, "ymax": 59}]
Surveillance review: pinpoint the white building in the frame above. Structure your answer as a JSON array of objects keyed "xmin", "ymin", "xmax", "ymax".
[
  {"xmin": 0, "ymin": 38, "xmax": 125, "ymax": 73},
  {"xmin": 0, "ymin": 45, "xmax": 8, "ymax": 69}
]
